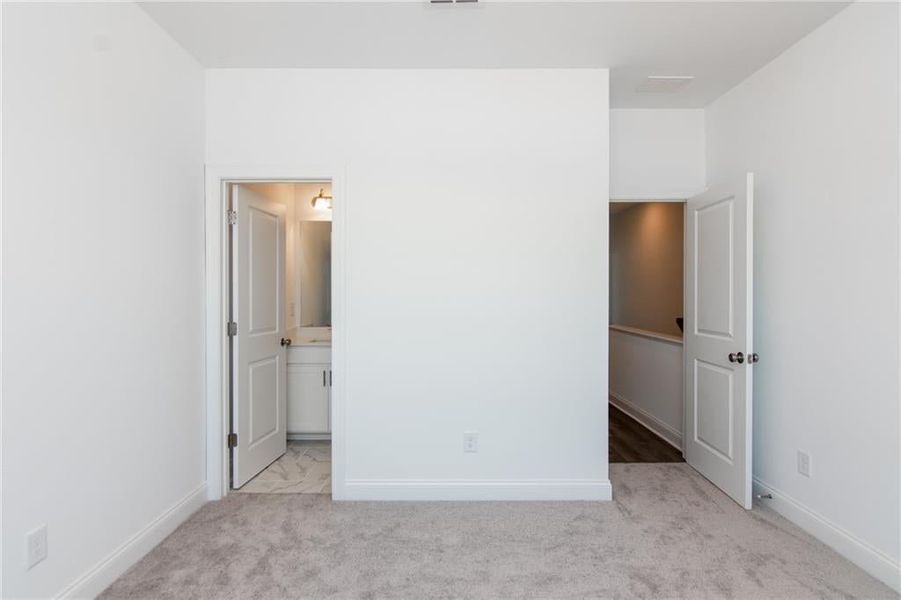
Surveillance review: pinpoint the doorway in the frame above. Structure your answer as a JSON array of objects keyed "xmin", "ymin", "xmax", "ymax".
[
  {"xmin": 609, "ymin": 173, "xmax": 756, "ymax": 509},
  {"xmin": 227, "ymin": 181, "xmax": 334, "ymax": 495},
  {"xmin": 203, "ymin": 166, "xmax": 345, "ymax": 502},
  {"xmin": 608, "ymin": 201, "xmax": 686, "ymax": 463}
]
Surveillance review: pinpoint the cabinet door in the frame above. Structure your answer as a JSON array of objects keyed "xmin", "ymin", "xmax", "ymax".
[{"xmin": 287, "ymin": 364, "xmax": 330, "ymax": 433}]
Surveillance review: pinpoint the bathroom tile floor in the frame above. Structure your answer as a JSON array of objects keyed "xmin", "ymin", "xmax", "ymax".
[{"xmin": 235, "ymin": 441, "xmax": 331, "ymax": 494}]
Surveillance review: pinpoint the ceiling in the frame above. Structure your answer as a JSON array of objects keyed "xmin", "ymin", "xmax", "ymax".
[{"xmin": 140, "ymin": 1, "xmax": 848, "ymax": 108}]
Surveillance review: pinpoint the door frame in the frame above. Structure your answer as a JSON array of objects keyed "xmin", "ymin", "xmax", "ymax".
[{"xmin": 204, "ymin": 164, "xmax": 347, "ymax": 500}]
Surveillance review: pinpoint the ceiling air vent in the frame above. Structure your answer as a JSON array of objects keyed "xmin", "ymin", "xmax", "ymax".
[{"xmin": 636, "ymin": 76, "xmax": 694, "ymax": 94}]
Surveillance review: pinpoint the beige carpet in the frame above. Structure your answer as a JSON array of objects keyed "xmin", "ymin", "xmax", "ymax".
[{"xmin": 101, "ymin": 464, "xmax": 896, "ymax": 599}]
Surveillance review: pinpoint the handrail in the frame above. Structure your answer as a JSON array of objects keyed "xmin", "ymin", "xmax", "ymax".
[{"xmin": 609, "ymin": 324, "xmax": 683, "ymax": 345}]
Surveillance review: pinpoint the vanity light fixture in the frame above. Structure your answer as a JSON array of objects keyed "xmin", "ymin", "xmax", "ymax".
[{"xmin": 311, "ymin": 188, "xmax": 333, "ymax": 210}]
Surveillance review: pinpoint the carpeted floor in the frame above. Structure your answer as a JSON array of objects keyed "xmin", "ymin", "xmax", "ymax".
[{"xmin": 101, "ymin": 464, "xmax": 896, "ymax": 599}]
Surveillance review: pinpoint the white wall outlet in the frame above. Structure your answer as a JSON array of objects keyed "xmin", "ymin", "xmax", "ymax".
[
  {"xmin": 288, "ymin": 302, "xmax": 296, "ymax": 318},
  {"xmin": 797, "ymin": 450, "xmax": 811, "ymax": 478},
  {"xmin": 25, "ymin": 525, "xmax": 48, "ymax": 570},
  {"xmin": 463, "ymin": 431, "xmax": 479, "ymax": 453}
]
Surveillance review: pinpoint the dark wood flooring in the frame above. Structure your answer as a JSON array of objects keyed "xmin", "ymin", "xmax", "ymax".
[{"xmin": 609, "ymin": 403, "xmax": 684, "ymax": 463}]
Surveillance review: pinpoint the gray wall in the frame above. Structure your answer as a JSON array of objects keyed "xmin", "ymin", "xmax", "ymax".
[{"xmin": 610, "ymin": 203, "xmax": 684, "ymax": 336}]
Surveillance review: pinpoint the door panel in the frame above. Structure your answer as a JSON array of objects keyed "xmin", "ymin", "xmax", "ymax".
[
  {"xmin": 684, "ymin": 173, "xmax": 754, "ymax": 508},
  {"xmin": 695, "ymin": 359, "xmax": 733, "ymax": 460},
  {"xmin": 696, "ymin": 200, "xmax": 734, "ymax": 337},
  {"xmin": 249, "ymin": 206, "xmax": 279, "ymax": 334},
  {"xmin": 232, "ymin": 184, "xmax": 287, "ymax": 488},
  {"xmin": 248, "ymin": 357, "xmax": 279, "ymax": 445}
]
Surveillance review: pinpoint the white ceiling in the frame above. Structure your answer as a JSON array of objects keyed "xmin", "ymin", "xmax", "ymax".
[{"xmin": 140, "ymin": 1, "xmax": 848, "ymax": 108}]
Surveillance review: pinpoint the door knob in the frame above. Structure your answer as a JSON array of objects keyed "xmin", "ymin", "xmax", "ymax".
[
  {"xmin": 728, "ymin": 352, "xmax": 745, "ymax": 364},
  {"xmin": 748, "ymin": 353, "xmax": 759, "ymax": 364},
  {"xmin": 280, "ymin": 338, "xmax": 292, "ymax": 347}
]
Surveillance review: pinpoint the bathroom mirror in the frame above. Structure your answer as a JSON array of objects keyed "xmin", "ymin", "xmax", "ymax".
[{"xmin": 298, "ymin": 220, "xmax": 331, "ymax": 327}]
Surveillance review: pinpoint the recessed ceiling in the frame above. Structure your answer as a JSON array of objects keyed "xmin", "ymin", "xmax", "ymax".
[{"xmin": 140, "ymin": 1, "xmax": 848, "ymax": 108}]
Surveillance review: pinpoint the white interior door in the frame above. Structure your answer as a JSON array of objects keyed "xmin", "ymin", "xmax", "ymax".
[
  {"xmin": 684, "ymin": 173, "xmax": 754, "ymax": 508},
  {"xmin": 232, "ymin": 184, "xmax": 287, "ymax": 488}
]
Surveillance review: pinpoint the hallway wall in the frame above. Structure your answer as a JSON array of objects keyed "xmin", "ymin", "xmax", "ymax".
[{"xmin": 610, "ymin": 202, "xmax": 684, "ymax": 337}]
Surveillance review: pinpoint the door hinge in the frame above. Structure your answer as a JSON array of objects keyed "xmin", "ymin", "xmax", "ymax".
[
  {"xmin": 227, "ymin": 321, "xmax": 237, "ymax": 336},
  {"xmin": 227, "ymin": 433, "xmax": 238, "ymax": 448},
  {"xmin": 227, "ymin": 210, "xmax": 237, "ymax": 226}
]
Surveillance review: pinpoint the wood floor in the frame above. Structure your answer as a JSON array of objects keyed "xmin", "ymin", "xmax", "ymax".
[{"xmin": 609, "ymin": 403, "xmax": 684, "ymax": 463}]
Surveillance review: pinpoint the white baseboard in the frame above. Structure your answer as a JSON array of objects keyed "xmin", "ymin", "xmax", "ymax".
[
  {"xmin": 753, "ymin": 477, "xmax": 900, "ymax": 592},
  {"xmin": 341, "ymin": 479, "xmax": 612, "ymax": 501},
  {"xmin": 56, "ymin": 483, "xmax": 208, "ymax": 599},
  {"xmin": 608, "ymin": 392, "xmax": 683, "ymax": 451}
]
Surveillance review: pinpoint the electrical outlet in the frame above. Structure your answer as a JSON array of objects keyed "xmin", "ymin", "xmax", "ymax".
[
  {"xmin": 797, "ymin": 450, "xmax": 811, "ymax": 478},
  {"xmin": 25, "ymin": 525, "xmax": 47, "ymax": 570},
  {"xmin": 288, "ymin": 302, "xmax": 296, "ymax": 318},
  {"xmin": 463, "ymin": 432, "xmax": 479, "ymax": 453}
]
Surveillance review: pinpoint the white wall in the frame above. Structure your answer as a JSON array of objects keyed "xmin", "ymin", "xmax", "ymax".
[
  {"xmin": 706, "ymin": 3, "xmax": 900, "ymax": 588},
  {"xmin": 1, "ymin": 3, "xmax": 206, "ymax": 597},
  {"xmin": 609, "ymin": 327, "xmax": 683, "ymax": 449},
  {"xmin": 207, "ymin": 69, "xmax": 611, "ymax": 499},
  {"xmin": 610, "ymin": 109, "xmax": 705, "ymax": 200}
]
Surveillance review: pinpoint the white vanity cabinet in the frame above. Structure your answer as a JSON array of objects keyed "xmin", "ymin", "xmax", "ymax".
[{"xmin": 286, "ymin": 344, "xmax": 331, "ymax": 437}]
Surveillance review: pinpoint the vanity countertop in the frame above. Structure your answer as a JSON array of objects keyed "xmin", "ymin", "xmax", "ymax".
[{"xmin": 286, "ymin": 327, "xmax": 331, "ymax": 347}]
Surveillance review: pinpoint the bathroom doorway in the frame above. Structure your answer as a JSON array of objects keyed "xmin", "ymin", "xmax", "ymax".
[
  {"xmin": 203, "ymin": 167, "xmax": 345, "ymax": 502},
  {"xmin": 229, "ymin": 181, "xmax": 334, "ymax": 494},
  {"xmin": 227, "ymin": 181, "xmax": 335, "ymax": 495}
]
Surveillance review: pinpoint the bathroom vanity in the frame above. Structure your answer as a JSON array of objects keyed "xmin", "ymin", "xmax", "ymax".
[{"xmin": 286, "ymin": 328, "xmax": 331, "ymax": 439}]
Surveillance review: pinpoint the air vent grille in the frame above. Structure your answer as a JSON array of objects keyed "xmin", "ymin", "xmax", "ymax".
[{"xmin": 636, "ymin": 76, "xmax": 694, "ymax": 94}]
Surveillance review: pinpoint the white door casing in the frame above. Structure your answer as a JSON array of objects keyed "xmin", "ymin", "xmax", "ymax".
[
  {"xmin": 232, "ymin": 184, "xmax": 287, "ymax": 488},
  {"xmin": 684, "ymin": 173, "xmax": 754, "ymax": 509}
]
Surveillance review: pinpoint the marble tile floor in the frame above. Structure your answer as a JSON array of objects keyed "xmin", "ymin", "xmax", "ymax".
[{"xmin": 235, "ymin": 440, "xmax": 331, "ymax": 494}]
